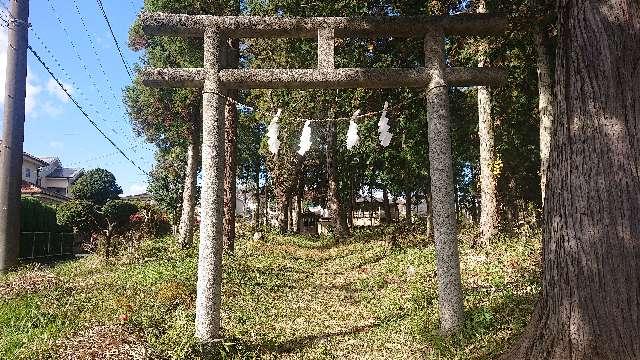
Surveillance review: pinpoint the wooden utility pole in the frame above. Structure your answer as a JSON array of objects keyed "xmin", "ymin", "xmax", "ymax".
[{"xmin": 0, "ymin": 0, "xmax": 29, "ymax": 272}]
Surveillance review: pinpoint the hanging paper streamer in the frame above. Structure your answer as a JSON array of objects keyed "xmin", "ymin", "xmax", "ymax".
[
  {"xmin": 346, "ymin": 110, "xmax": 361, "ymax": 150},
  {"xmin": 378, "ymin": 102, "xmax": 393, "ymax": 147},
  {"xmin": 267, "ymin": 109, "xmax": 282, "ymax": 154},
  {"xmin": 297, "ymin": 120, "xmax": 312, "ymax": 156}
]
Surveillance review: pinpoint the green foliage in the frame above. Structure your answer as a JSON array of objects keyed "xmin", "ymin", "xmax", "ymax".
[
  {"xmin": 102, "ymin": 200, "xmax": 138, "ymax": 228},
  {"xmin": 146, "ymin": 148, "xmax": 188, "ymax": 226},
  {"xmin": 69, "ymin": 169, "xmax": 122, "ymax": 206},
  {"xmin": 20, "ymin": 197, "xmax": 58, "ymax": 233},
  {"xmin": 56, "ymin": 200, "xmax": 98, "ymax": 235}
]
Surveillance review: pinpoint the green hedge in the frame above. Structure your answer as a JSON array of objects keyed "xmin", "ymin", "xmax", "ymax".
[
  {"xmin": 21, "ymin": 197, "xmax": 58, "ymax": 233},
  {"xmin": 19, "ymin": 197, "xmax": 73, "ymax": 259}
]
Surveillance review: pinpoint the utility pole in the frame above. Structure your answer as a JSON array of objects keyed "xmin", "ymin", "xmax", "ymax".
[{"xmin": 0, "ymin": 0, "xmax": 29, "ymax": 272}]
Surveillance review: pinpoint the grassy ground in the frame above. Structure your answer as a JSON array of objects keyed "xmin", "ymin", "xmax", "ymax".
[{"xmin": 0, "ymin": 224, "xmax": 541, "ymax": 359}]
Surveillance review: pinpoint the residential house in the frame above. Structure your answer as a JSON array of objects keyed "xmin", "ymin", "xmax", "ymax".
[
  {"xmin": 0, "ymin": 141, "xmax": 82, "ymax": 203},
  {"xmin": 38, "ymin": 157, "xmax": 83, "ymax": 197}
]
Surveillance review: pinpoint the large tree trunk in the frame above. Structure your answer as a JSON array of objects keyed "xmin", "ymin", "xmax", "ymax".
[
  {"xmin": 223, "ymin": 39, "xmax": 239, "ymax": 254},
  {"xmin": 477, "ymin": 0, "xmax": 499, "ymax": 247},
  {"xmin": 505, "ymin": 2, "xmax": 640, "ymax": 359},
  {"xmin": 178, "ymin": 121, "xmax": 200, "ymax": 248},
  {"xmin": 326, "ymin": 121, "xmax": 348, "ymax": 237},
  {"xmin": 536, "ymin": 29, "xmax": 554, "ymax": 207}
]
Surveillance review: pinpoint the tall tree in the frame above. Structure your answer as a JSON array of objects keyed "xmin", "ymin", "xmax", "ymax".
[
  {"xmin": 476, "ymin": 0, "xmax": 499, "ymax": 246},
  {"xmin": 223, "ymin": 1, "xmax": 241, "ymax": 253},
  {"xmin": 326, "ymin": 118, "xmax": 348, "ymax": 237},
  {"xmin": 178, "ymin": 119, "xmax": 200, "ymax": 248},
  {"xmin": 506, "ymin": 1, "xmax": 640, "ymax": 358},
  {"xmin": 146, "ymin": 148, "xmax": 187, "ymax": 231},
  {"xmin": 127, "ymin": 2, "xmax": 204, "ymax": 247}
]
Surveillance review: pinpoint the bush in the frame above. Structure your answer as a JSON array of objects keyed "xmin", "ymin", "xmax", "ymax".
[
  {"xmin": 69, "ymin": 168, "xmax": 122, "ymax": 205},
  {"xmin": 56, "ymin": 200, "xmax": 99, "ymax": 235}
]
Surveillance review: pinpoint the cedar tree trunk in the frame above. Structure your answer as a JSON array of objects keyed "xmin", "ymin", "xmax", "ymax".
[
  {"xmin": 477, "ymin": 0, "xmax": 499, "ymax": 246},
  {"xmin": 223, "ymin": 39, "xmax": 239, "ymax": 254},
  {"xmin": 326, "ymin": 120, "xmax": 348, "ymax": 236},
  {"xmin": 505, "ymin": 1, "xmax": 640, "ymax": 359},
  {"xmin": 178, "ymin": 120, "xmax": 200, "ymax": 248}
]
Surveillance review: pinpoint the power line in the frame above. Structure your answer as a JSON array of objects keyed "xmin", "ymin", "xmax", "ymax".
[
  {"xmin": 27, "ymin": 45, "xmax": 148, "ymax": 175},
  {"xmin": 71, "ymin": 0, "xmax": 151, "ymax": 149},
  {"xmin": 0, "ymin": 1, "xmax": 152, "ymax": 174},
  {"xmin": 96, "ymin": 0, "xmax": 134, "ymax": 81}
]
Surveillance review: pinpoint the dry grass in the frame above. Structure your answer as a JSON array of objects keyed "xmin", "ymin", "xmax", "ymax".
[{"xmin": 0, "ymin": 225, "xmax": 541, "ymax": 359}]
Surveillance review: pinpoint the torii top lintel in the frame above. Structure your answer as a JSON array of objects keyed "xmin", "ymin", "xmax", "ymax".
[
  {"xmin": 139, "ymin": 12, "xmax": 512, "ymax": 38},
  {"xmin": 139, "ymin": 12, "xmax": 516, "ymax": 90}
]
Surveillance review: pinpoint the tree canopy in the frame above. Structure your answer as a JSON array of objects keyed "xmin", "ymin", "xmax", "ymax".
[{"xmin": 69, "ymin": 168, "xmax": 122, "ymax": 206}]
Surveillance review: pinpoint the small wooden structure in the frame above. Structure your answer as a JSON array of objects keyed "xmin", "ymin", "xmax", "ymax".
[
  {"xmin": 353, "ymin": 196, "xmax": 400, "ymax": 226},
  {"xmin": 299, "ymin": 212, "xmax": 320, "ymax": 235}
]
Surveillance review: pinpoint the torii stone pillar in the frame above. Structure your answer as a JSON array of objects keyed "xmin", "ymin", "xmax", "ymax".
[
  {"xmin": 138, "ymin": 12, "xmax": 512, "ymax": 342},
  {"xmin": 196, "ymin": 28, "xmax": 226, "ymax": 343},
  {"xmin": 425, "ymin": 32, "xmax": 464, "ymax": 333}
]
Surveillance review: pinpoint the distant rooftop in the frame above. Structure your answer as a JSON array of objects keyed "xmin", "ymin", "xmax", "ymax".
[
  {"xmin": 21, "ymin": 180, "xmax": 70, "ymax": 202},
  {"xmin": 48, "ymin": 167, "xmax": 82, "ymax": 179}
]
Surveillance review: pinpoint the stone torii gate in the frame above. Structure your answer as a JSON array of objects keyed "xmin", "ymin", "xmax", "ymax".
[{"xmin": 139, "ymin": 12, "xmax": 508, "ymax": 344}]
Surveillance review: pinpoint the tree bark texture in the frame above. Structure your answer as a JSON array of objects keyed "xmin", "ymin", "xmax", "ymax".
[
  {"xmin": 536, "ymin": 29, "xmax": 554, "ymax": 207},
  {"xmin": 477, "ymin": 0, "xmax": 499, "ymax": 247},
  {"xmin": 195, "ymin": 29, "xmax": 226, "ymax": 344},
  {"xmin": 425, "ymin": 32, "xmax": 464, "ymax": 334},
  {"xmin": 223, "ymin": 39, "xmax": 239, "ymax": 254},
  {"xmin": 178, "ymin": 119, "xmax": 200, "ymax": 249},
  {"xmin": 506, "ymin": 1, "xmax": 640, "ymax": 359},
  {"xmin": 326, "ymin": 120, "xmax": 348, "ymax": 237}
]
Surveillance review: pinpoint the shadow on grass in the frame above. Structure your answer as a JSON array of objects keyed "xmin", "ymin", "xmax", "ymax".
[{"xmin": 215, "ymin": 311, "xmax": 411, "ymax": 358}]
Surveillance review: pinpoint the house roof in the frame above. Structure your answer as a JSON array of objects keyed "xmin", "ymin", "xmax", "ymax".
[
  {"xmin": 40, "ymin": 157, "xmax": 58, "ymax": 164},
  {"xmin": 47, "ymin": 167, "xmax": 82, "ymax": 179},
  {"xmin": 21, "ymin": 180, "xmax": 70, "ymax": 202}
]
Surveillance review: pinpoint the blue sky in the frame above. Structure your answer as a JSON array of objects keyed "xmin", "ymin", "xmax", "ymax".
[{"xmin": 0, "ymin": 0, "xmax": 153, "ymax": 196}]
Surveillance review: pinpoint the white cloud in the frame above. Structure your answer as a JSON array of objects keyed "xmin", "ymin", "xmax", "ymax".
[
  {"xmin": 124, "ymin": 183, "xmax": 147, "ymax": 197},
  {"xmin": 42, "ymin": 101, "xmax": 64, "ymax": 117},
  {"xmin": 46, "ymin": 78, "xmax": 73, "ymax": 103},
  {"xmin": 49, "ymin": 140, "xmax": 64, "ymax": 149},
  {"xmin": 25, "ymin": 73, "xmax": 42, "ymax": 115}
]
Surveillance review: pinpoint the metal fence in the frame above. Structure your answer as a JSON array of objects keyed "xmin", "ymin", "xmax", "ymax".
[{"xmin": 19, "ymin": 232, "xmax": 75, "ymax": 260}]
